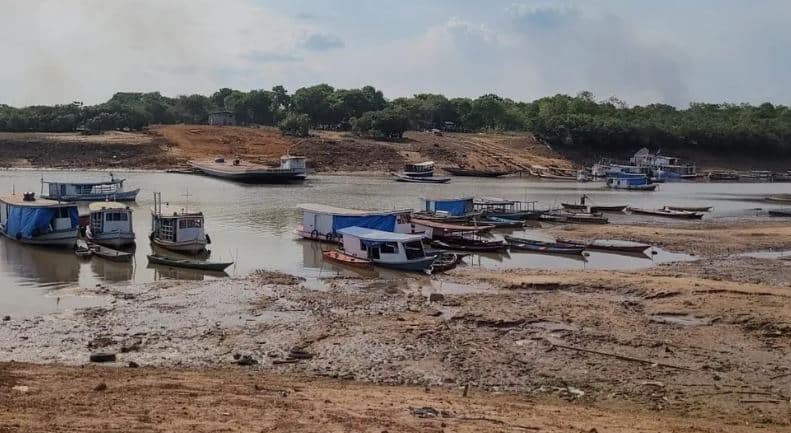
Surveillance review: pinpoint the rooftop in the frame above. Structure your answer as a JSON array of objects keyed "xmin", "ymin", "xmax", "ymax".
[
  {"xmin": 298, "ymin": 203, "xmax": 412, "ymax": 217},
  {"xmin": 0, "ymin": 193, "xmax": 76, "ymax": 208},
  {"xmin": 337, "ymin": 226, "xmax": 424, "ymax": 242},
  {"xmin": 88, "ymin": 201, "xmax": 130, "ymax": 212}
]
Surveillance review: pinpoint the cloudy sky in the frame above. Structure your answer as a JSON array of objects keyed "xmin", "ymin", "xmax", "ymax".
[{"xmin": 2, "ymin": 0, "xmax": 790, "ymax": 107}]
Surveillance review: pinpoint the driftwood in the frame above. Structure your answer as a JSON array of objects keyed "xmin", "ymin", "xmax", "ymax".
[{"xmin": 551, "ymin": 343, "xmax": 696, "ymax": 371}]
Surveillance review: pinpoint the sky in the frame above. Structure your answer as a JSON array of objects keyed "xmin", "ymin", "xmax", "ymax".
[{"xmin": 1, "ymin": 0, "xmax": 790, "ymax": 107}]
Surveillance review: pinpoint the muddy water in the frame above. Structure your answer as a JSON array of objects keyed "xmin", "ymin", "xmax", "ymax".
[{"xmin": 0, "ymin": 170, "xmax": 787, "ymax": 314}]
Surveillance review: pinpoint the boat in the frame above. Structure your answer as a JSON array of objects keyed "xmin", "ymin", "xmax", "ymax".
[
  {"xmin": 766, "ymin": 194, "xmax": 791, "ymax": 204},
  {"xmin": 410, "ymin": 218, "xmax": 493, "ymax": 238},
  {"xmin": 442, "ymin": 167, "xmax": 512, "ymax": 177},
  {"xmin": 416, "ymin": 197, "xmax": 483, "ymax": 222},
  {"xmin": 86, "ymin": 202, "xmax": 135, "ymax": 248},
  {"xmin": 474, "ymin": 198, "xmax": 546, "ymax": 221},
  {"xmin": 41, "ymin": 174, "xmax": 139, "ymax": 201},
  {"xmin": 189, "ymin": 156, "xmax": 307, "ymax": 184},
  {"xmin": 402, "ymin": 161, "xmax": 435, "ymax": 178},
  {"xmin": 629, "ymin": 208, "xmax": 704, "ymax": 219},
  {"xmin": 296, "ymin": 204, "xmax": 415, "ymax": 242},
  {"xmin": 503, "ymin": 235, "xmax": 584, "ymax": 255},
  {"xmin": 0, "ymin": 192, "xmax": 79, "ymax": 248},
  {"xmin": 768, "ymin": 209, "xmax": 791, "ymax": 217},
  {"xmin": 392, "ymin": 173, "xmax": 451, "ymax": 183},
  {"xmin": 75, "ymin": 240, "xmax": 92, "ymax": 259},
  {"xmin": 479, "ymin": 216, "xmax": 525, "ymax": 228},
  {"xmin": 664, "ymin": 205, "xmax": 713, "ymax": 212},
  {"xmin": 431, "ymin": 236, "xmax": 508, "ymax": 252},
  {"xmin": 147, "ymin": 254, "xmax": 233, "ymax": 271},
  {"xmin": 561, "ymin": 197, "xmax": 626, "ymax": 213},
  {"xmin": 555, "ymin": 238, "xmax": 650, "ymax": 254},
  {"xmin": 560, "ymin": 203, "xmax": 588, "ymax": 211},
  {"xmin": 322, "ymin": 249, "xmax": 373, "ymax": 268},
  {"xmin": 150, "ymin": 192, "xmax": 210, "ymax": 254},
  {"xmin": 430, "ymin": 252, "xmax": 464, "ymax": 273},
  {"xmin": 541, "ymin": 211, "xmax": 609, "ymax": 225},
  {"xmin": 606, "ymin": 174, "xmax": 658, "ymax": 191},
  {"xmin": 708, "ymin": 171, "xmax": 740, "ymax": 181},
  {"xmin": 90, "ymin": 244, "xmax": 133, "ymax": 262},
  {"xmin": 336, "ymin": 226, "xmax": 435, "ymax": 272},
  {"xmin": 591, "ymin": 205, "xmax": 628, "ymax": 213}
]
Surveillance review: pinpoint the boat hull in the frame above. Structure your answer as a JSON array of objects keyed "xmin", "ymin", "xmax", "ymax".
[
  {"xmin": 0, "ymin": 228, "xmax": 78, "ymax": 248},
  {"xmin": 630, "ymin": 208, "xmax": 703, "ymax": 219},
  {"xmin": 42, "ymin": 189, "xmax": 140, "ymax": 202},
  {"xmin": 147, "ymin": 254, "xmax": 232, "ymax": 271},
  {"xmin": 151, "ymin": 237, "xmax": 208, "ymax": 254},
  {"xmin": 87, "ymin": 230, "xmax": 136, "ymax": 248},
  {"xmin": 322, "ymin": 250, "xmax": 372, "ymax": 268},
  {"xmin": 191, "ymin": 162, "xmax": 306, "ymax": 184},
  {"xmin": 443, "ymin": 168, "xmax": 511, "ymax": 177},
  {"xmin": 393, "ymin": 173, "xmax": 451, "ymax": 183},
  {"xmin": 373, "ymin": 256, "xmax": 435, "ymax": 272}
]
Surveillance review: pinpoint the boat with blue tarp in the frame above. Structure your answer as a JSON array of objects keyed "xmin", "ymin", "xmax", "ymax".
[
  {"xmin": 337, "ymin": 226, "xmax": 435, "ymax": 272},
  {"xmin": 41, "ymin": 174, "xmax": 139, "ymax": 201},
  {"xmin": 296, "ymin": 204, "xmax": 416, "ymax": 243},
  {"xmin": 416, "ymin": 197, "xmax": 481, "ymax": 222},
  {"xmin": 0, "ymin": 192, "xmax": 79, "ymax": 248},
  {"xmin": 605, "ymin": 173, "xmax": 657, "ymax": 191}
]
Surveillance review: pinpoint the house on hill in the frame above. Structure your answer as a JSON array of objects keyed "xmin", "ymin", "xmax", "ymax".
[{"xmin": 208, "ymin": 111, "xmax": 235, "ymax": 126}]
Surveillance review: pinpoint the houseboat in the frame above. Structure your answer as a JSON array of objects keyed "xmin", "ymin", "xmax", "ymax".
[
  {"xmin": 86, "ymin": 202, "xmax": 135, "ymax": 248},
  {"xmin": 630, "ymin": 148, "xmax": 697, "ymax": 180},
  {"xmin": 296, "ymin": 204, "xmax": 415, "ymax": 242},
  {"xmin": 189, "ymin": 155, "xmax": 307, "ymax": 184},
  {"xmin": 41, "ymin": 174, "xmax": 139, "ymax": 201},
  {"xmin": 150, "ymin": 193, "xmax": 209, "ymax": 254},
  {"xmin": 0, "ymin": 192, "xmax": 79, "ymax": 248},
  {"xmin": 336, "ymin": 226, "xmax": 435, "ymax": 272},
  {"xmin": 606, "ymin": 173, "xmax": 658, "ymax": 191}
]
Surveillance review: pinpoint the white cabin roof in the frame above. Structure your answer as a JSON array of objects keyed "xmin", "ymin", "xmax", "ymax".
[
  {"xmin": 151, "ymin": 204, "xmax": 203, "ymax": 218},
  {"xmin": 88, "ymin": 202, "xmax": 129, "ymax": 212},
  {"xmin": 337, "ymin": 226, "xmax": 424, "ymax": 242},
  {"xmin": 0, "ymin": 194, "xmax": 76, "ymax": 208},
  {"xmin": 297, "ymin": 203, "xmax": 412, "ymax": 216}
]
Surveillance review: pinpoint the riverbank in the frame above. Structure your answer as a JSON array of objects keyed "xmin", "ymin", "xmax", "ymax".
[{"xmin": 1, "ymin": 221, "xmax": 790, "ymax": 431}]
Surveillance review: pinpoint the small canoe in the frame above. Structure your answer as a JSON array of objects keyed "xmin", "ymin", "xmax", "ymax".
[
  {"xmin": 664, "ymin": 205, "xmax": 713, "ymax": 212},
  {"xmin": 766, "ymin": 194, "xmax": 791, "ymax": 203},
  {"xmin": 393, "ymin": 173, "xmax": 451, "ymax": 184},
  {"xmin": 90, "ymin": 244, "xmax": 133, "ymax": 262},
  {"xmin": 430, "ymin": 252, "xmax": 463, "ymax": 273},
  {"xmin": 147, "ymin": 254, "xmax": 233, "ymax": 271},
  {"xmin": 629, "ymin": 208, "xmax": 703, "ymax": 219},
  {"xmin": 479, "ymin": 216, "xmax": 525, "ymax": 228},
  {"xmin": 556, "ymin": 238, "xmax": 650, "ymax": 254},
  {"xmin": 591, "ymin": 205, "xmax": 627, "ymax": 213},
  {"xmin": 768, "ymin": 209, "xmax": 791, "ymax": 217},
  {"xmin": 322, "ymin": 249, "xmax": 372, "ymax": 268},
  {"xmin": 504, "ymin": 236, "xmax": 584, "ymax": 255},
  {"xmin": 541, "ymin": 212, "xmax": 609, "ymax": 225}
]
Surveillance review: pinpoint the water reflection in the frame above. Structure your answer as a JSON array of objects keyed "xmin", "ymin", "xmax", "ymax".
[{"xmin": 1, "ymin": 240, "xmax": 79, "ymax": 288}]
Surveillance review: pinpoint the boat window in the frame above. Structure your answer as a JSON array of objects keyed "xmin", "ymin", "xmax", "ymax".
[
  {"xmin": 178, "ymin": 218, "xmax": 203, "ymax": 229},
  {"xmin": 404, "ymin": 241, "xmax": 425, "ymax": 260},
  {"xmin": 381, "ymin": 242, "xmax": 398, "ymax": 254},
  {"xmin": 359, "ymin": 240, "xmax": 367, "ymax": 251}
]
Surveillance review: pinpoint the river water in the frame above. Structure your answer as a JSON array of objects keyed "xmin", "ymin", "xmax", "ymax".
[{"xmin": 0, "ymin": 170, "xmax": 788, "ymax": 314}]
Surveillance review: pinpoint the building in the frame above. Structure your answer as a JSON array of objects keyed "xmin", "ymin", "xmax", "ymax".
[{"xmin": 208, "ymin": 111, "xmax": 235, "ymax": 126}]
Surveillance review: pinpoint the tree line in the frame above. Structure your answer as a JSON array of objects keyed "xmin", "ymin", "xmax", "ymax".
[{"xmin": 2, "ymin": 86, "xmax": 791, "ymax": 158}]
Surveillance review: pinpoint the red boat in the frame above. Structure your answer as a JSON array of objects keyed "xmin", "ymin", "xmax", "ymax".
[{"xmin": 322, "ymin": 249, "xmax": 373, "ymax": 268}]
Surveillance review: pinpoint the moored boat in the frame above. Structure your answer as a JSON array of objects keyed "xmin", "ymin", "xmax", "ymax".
[
  {"xmin": 443, "ymin": 167, "xmax": 513, "ymax": 177},
  {"xmin": 392, "ymin": 173, "xmax": 451, "ymax": 183},
  {"xmin": 322, "ymin": 249, "xmax": 373, "ymax": 268},
  {"xmin": 0, "ymin": 192, "xmax": 79, "ymax": 248},
  {"xmin": 150, "ymin": 193, "xmax": 210, "ymax": 254},
  {"xmin": 147, "ymin": 254, "xmax": 233, "ymax": 271},
  {"xmin": 430, "ymin": 252, "xmax": 464, "ymax": 273},
  {"xmin": 503, "ymin": 235, "xmax": 584, "ymax": 255},
  {"xmin": 296, "ymin": 204, "xmax": 415, "ymax": 242},
  {"xmin": 664, "ymin": 205, "xmax": 713, "ymax": 212},
  {"xmin": 479, "ymin": 216, "xmax": 526, "ymax": 228},
  {"xmin": 606, "ymin": 174, "xmax": 657, "ymax": 191},
  {"xmin": 768, "ymin": 209, "xmax": 791, "ymax": 217},
  {"xmin": 402, "ymin": 161, "xmax": 435, "ymax": 178},
  {"xmin": 41, "ymin": 174, "xmax": 139, "ymax": 201},
  {"xmin": 765, "ymin": 194, "xmax": 791, "ymax": 203},
  {"xmin": 431, "ymin": 236, "xmax": 508, "ymax": 252},
  {"xmin": 90, "ymin": 244, "xmax": 134, "ymax": 262},
  {"xmin": 629, "ymin": 207, "xmax": 703, "ymax": 219},
  {"xmin": 86, "ymin": 202, "xmax": 135, "ymax": 248},
  {"xmin": 555, "ymin": 238, "xmax": 651, "ymax": 254},
  {"xmin": 190, "ymin": 156, "xmax": 307, "ymax": 184},
  {"xmin": 337, "ymin": 226, "xmax": 435, "ymax": 272}
]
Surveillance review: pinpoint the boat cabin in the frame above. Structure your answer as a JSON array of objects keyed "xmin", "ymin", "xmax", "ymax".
[
  {"xmin": 87, "ymin": 202, "xmax": 135, "ymax": 247},
  {"xmin": 403, "ymin": 161, "xmax": 434, "ymax": 177},
  {"xmin": 337, "ymin": 226, "xmax": 433, "ymax": 271},
  {"xmin": 473, "ymin": 198, "xmax": 539, "ymax": 214},
  {"xmin": 607, "ymin": 173, "xmax": 650, "ymax": 188},
  {"xmin": 0, "ymin": 192, "xmax": 79, "ymax": 247},
  {"xmin": 150, "ymin": 193, "xmax": 207, "ymax": 254},
  {"xmin": 280, "ymin": 156, "xmax": 307, "ymax": 174},
  {"xmin": 297, "ymin": 204, "xmax": 414, "ymax": 241},
  {"xmin": 41, "ymin": 174, "xmax": 139, "ymax": 201},
  {"xmin": 420, "ymin": 197, "xmax": 474, "ymax": 217}
]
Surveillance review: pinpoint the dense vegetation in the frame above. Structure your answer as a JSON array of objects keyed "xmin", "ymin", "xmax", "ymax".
[{"xmin": 2, "ymin": 86, "xmax": 791, "ymax": 158}]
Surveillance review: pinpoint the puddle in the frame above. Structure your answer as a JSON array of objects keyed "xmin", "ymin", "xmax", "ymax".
[{"xmin": 650, "ymin": 312, "xmax": 713, "ymax": 326}]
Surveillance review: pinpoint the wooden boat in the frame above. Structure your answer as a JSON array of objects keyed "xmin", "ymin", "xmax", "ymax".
[
  {"xmin": 555, "ymin": 238, "xmax": 650, "ymax": 254},
  {"xmin": 768, "ymin": 209, "xmax": 791, "ymax": 217},
  {"xmin": 337, "ymin": 227, "xmax": 435, "ymax": 272},
  {"xmin": 412, "ymin": 211, "xmax": 483, "ymax": 224},
  {"xmin": 322, "ymin": 249, "xmax": 373, "ymax": 268},
  {"xmin": 479, "ymin": 216, "xmax": 525, "ymax": 228},
  {"xmin": 474, "ymin": 198, "xmax": 545, "ymax": 221},
  {"xmin": 504, "ymin": 235, "xmax": 584, "ymax": 255},
  {"xmin": 190, "ymin": 156, "xmax": 307, "ymax": 184},
  {"xmin": 766, "ymin": 194, "xmax": 791, "ymax": 204},
  {"xmin": 410, "ymin": 218, "xmax": 493, "ymax": 238},
  {"xmin": 150, "ymin": 193, "xmax": 209, "ymax": 254},
  {"xmin": 75, "ymin": 240, "xmax": 92, "ymax": 259},
  {"xmin": 629, "ymin": 208, "xmax": 703, "ymax": 219},
  {"xmin": 561, "ymin": 203, "xmax": 588, "ymax": 211},
  {"xmin": 86, "ymin": 202, "xmax": 136, "ymax": 248},
  {"xmin": 431, "ymin": 236, "xmax": 507, "ymax": 252},
  {"xmin": 393, "ymin": 173, "xmax": 451, "ymax": 183},
  {"xmin": 606, "ymin": 174, "xmax": 657, "ymax": 191},
  {"xmin": 90, "ymin": 244, "xmax": 133, "ymax": 262},
  {"xmin": 541, "ymin": 211, "xmax": 609, "ymax": 225},
  {"xmin": 41, "ymin": 174, "xmax": 139, "ymax": 201},
  {"xmin": 443, "ymin": 167, "xmax": 512, "ymax": 177},
  {"xmin": 664, "ymin": 205, "xmax": 713, "ymax": 212},
  {"xmin": 708, "ymin": 171, "xmax": 740, "ymax": 181},
  {"xmin": 430, "ymin": 252, "xmax": 464, "ymax": 273},
  {"xmin": 0, "ymin": 192, "xmax": 79, "ymax": 248},
  {"xmin": 591, "ymin": 205, "xmax": 628, "ymax": 213},
  {"xmin": 147, "ymin": 254, "xmax": 233, "ymax": 271}
]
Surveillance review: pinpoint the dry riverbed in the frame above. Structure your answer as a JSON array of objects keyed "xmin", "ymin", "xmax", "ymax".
[{"xmin": 1, "ymin": 222, "xmax": 790, "ymax": 432}]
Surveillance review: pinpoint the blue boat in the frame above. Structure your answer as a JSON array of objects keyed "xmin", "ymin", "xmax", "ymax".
[
  {"xmin": 605, "ymin": 173, "xmax": 657, "ymax": 191},
  {"xmin": 41, "ymin": 174, "xmax": 139, "ymax": 201},
  {"xmin": 337, "ymin": 226, "xmax": 435, "ymax": 272},
  {"xmin": 0, "ymin": 192, "xmax": 79, "ymax": 248}
]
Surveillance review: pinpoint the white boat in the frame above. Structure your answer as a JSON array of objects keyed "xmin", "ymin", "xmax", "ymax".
[
  {"xmin": 295, "ymin": 204, "xmax": 416, "ymax": 242},
  {"xmin": 86, "ymin": 202, "xmax": 136, "ymax": 248},
  {"xmin": 189, "ymin": 156, "xmax": 307, "ymax": 184},
  {"xmin": 41, "ymin": 174, "xmax": 139, "ymax": 201},
  {"xmin": 337, "ymin": 226, "xmax": 435, "ymax": 272},
  {"xmin": 606, "ymin": 174, "xmax": 658, "ymax": 191},
  {"xmin": 150, "ymin": 193, "xmax": 209, "ymax": 254},
  {"xmin": 0, "ymin": 192, "xmax": 79, "ymax": 248}
]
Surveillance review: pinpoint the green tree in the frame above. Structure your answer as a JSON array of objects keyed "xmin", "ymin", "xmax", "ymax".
[{"xmin": 279, "ymin": 113, "xmax": 310, "ymax": 137}]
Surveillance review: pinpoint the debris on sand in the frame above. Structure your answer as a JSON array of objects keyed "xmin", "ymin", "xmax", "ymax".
[{"xmin": 250, "ymin": 270, "xmax": 305, "ymax": 286}]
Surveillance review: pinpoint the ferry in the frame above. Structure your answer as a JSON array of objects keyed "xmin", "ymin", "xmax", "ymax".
[
  {"xmin": 150, "ymin": 193, "xmax": 209, "ymax": 254},
  {"xmin": 0, "ymin": 192, "xmax": 79, "ymax": 248},
  {"xmin": 86, "ymin": 202, "xmax": 135, "ymax": 248},
  {"xmin": 189, "ymin": 156, "xmax": 307, "ymax": 184},
  {"xmin": 41, "ymin": 174, "xmax": 139, "ymax": 201},
  {"xmin": 336, "ymin": 226, "xmax": 435, "ymax": 272}
]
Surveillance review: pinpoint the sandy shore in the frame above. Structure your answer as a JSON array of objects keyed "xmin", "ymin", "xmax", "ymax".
[{"xmin": 1, "ymin": 221, "xmax": 790, "ymax": 431}]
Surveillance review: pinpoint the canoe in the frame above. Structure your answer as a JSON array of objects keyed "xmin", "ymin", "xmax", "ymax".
[
  {"xmin": 479, "ymin": 216, "xmax": 525, "ymax": 228},
  {"xmin": 665, "ymin": 205, "xmax": 713, "ymax": 212},
  {"xmin": 430, "ymin": 252, "xmax": 463, "ymax": 273},
  {"xmin": 629, "ymin": 208, "xmax": 703, "ymax": 219},
  {"xmin": 322, "ymin": 249, "xmax": 373, "ymax": 268},
  {"xmin": 146, "ymin": 254, "xmax": 233, "ymax": 271},
  {"xmin": 561, "ymin": 203, "xmax": 587, "ymax": 210},
  {"xmin": 768, "ymin": 209, "xmax": 791, "ymax": 217},
  {"xmin": 591, "ymin": 205, "xmax": 628, "ymax": 213},
  {"xmin": 413, "ymin": 211, "xmax": 484, "ymax": 224},
  {"xmin": 504, "ymin": 235, "xmax": 584, "ymax": 255},
  {"xmin": 431, "ymin": 238, "xmax": 507, "ymax": 252},
  {"xmin": 392, "ymin": 173, "xmax": 451, "ymax": 184},
  {"xmin": 90, "ymin": 244, "xmax": 133, "ymax": 262},
  {"xmin": 541, "ymin": 212, "xmax": 609, "ymax": 225},
  {"xmin": 555, "ymin": 238, "xmax": 650, "ymax": 254},
  {"xmin": 766, "ymin": 194, "xmax": 791, "ymax": 203},
  {"xmin": 443, "ymin": 167, "xmax": 513, "ymax": 177}
]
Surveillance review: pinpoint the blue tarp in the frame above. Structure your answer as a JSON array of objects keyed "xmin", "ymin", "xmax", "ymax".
[
  {"xmin": 332, "ymin": 215, "xmax": 396, "ymax": 234},
  {"xmin": 5, "ymin": 206, "xmax": 78, "ymax": 239},
  {"xmin": 432, "ymin": 199, "xmax": 471, "ymax": 216}
]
